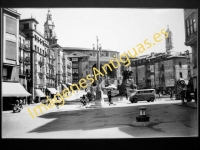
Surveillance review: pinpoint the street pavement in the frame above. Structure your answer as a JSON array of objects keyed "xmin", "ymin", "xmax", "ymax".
[{"xmin": 2, "ymin": 90, "xmax": 198, "ymax": 138}]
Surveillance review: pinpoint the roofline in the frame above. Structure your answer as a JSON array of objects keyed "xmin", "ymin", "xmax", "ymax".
[
  {"xmin": 62, "ymin": 47, "xmax": 118, "ymax": 52},
  {"xmin": 137, "ymin": 89, "xmax": 155, "ymax": 91},
  {"xmin": 20, "ymin": 18, "xmax": 39, "ymax": 24}
]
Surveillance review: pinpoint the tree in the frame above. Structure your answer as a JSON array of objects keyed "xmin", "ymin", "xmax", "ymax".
[{"xmin": 118, "ymin": 70, "xmax": 133, "ymax": 94}]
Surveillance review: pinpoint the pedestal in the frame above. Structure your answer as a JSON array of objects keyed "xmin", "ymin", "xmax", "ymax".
[{"xmin": 92, "ymin": 90, "xmax": 105, "ymax": 108}]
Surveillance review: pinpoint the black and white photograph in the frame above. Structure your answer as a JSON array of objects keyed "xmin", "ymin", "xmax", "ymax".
[{"xmin": 1, "ymin": 6, "xmax": 198, "ymax": 139}]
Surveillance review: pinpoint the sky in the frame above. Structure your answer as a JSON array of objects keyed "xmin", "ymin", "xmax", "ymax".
[{"xmin": 15, "ymin": 8, "xmax": 191, "ymax": 55}]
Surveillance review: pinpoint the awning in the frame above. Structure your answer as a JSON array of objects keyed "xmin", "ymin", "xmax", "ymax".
[
  {"xmin": 2, "ymin": 82, "xmax": 31, "ymax": 97},
  {"xmin": 47, "ymin": 88, "xmax": 58, "ymax": 94},
  {"xmin": 62, "ymin": 84, "xmax": 67, "ymax": 88},
  {"xmin": 35, "ymin": 89, "xmax": 46, "ymax": 97},
  {"xmin": 66, "ymin": 82, "xmax": 72, "ymax": 86}
]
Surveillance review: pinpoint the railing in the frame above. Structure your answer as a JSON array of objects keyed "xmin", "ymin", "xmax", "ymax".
[
  {"xmin": 38, "ymin": 72, "xmax": 44, "ymax": 78},
  {"xmin": 47, "ymin": 83, "xmax": 55, "ymax": 87},
  {"xmin": 49, "ymin": 74, "xmax": 56, "ymax": 79},
  {"xmin": 38, "ymin": 60, "xmax": 44, "ymax": 66},
  {"xmin": 62, "ymin": 73, "xmax": 66, "ymax": 77},
  {"xmin": 67, "ymin": 65, "xmax": 71, "ymax": 69},
  {"xmin": 19, "ymin": 70, "xmax": 26, "ymax": 75},
  {"xmin": 19, "ymin": 57, "xmax": 24, "ymax": 63},
  {"xmin": 46, "ymin": 73, "xmax": 49, "ymax": 78},
  {"xmin": 49, "ymin": 64, "xmax": 54, "ymax": 69}
]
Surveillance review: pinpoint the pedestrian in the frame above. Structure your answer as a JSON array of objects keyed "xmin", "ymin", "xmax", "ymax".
[
  {"xmin": 157, "ymin": 89, "xmax": 161, "ymax": 100},
  {"xmin": 55, "ymin": 93, "xmax": 60, "ymax": 109},
  {"xmin": 170, "ymin": 89, "xmax": 173, "ymax": 100},
  {"xmin": 107, "ymin": 89, "xmax": 113, "ymax": 104},
  {"xmin": 180, "ymin": 88, "xmax": 186, "ymax": 106},
  {"xmin": 186, "ymin": 87, "xmax": 191, "ymax": 102},
  {"xmin": 19, "ymin": 98, "xmax": 23, "ymax": 109},
  {"xmin": 194, "ymin": 88, "xmax": 197, "ymax": 103},
  {"xmin": 125, "ymin": 88, "xmax": 128, "ymax": 100},
  {"xmin": 27, "ymin": 96, "xmax": 31, "ymax": 105}
]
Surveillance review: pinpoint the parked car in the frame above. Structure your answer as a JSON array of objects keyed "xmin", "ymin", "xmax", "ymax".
[{"xmin": 129, "ymin": 89, "xmax": 156, "ymax": 103}]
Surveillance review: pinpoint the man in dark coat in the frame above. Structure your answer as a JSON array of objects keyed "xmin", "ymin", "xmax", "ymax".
[{"xmin": 107, "ymin": 89, "xmax": 113, "ymax": 104}]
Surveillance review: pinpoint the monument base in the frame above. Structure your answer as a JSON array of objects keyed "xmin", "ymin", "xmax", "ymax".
[
  {"xmin": 132, "ymin": 121, "xmax": 151, "ymax": 126},
  {"xmin": 92, "ymin": 90, "xmax": 106, "ymax": 108}
]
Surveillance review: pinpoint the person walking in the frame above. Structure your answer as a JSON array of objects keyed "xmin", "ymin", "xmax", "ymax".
[
  {"xmin": 170, "ymin": 89, "xmax": 173, "ymax": 100},
  {"xmin": 180, "ymin": 88, "xmax": 186, "ymax": 106},
  {"xmin": 194, "ymin": 88, "xmax": 197, "ymax": 103},
  {"xmin": 55, "ymin": 94, "xmax": 60, "ymax": 109},
  {"xmin": 125, "ymin": 88, "xmax": 128, "ymax": 100},
  {"xmin": 186, "ymin": 87, "xmax": 191, "ymax": 102},
  {"xmin": 107, "ymin": 89, "xmax": 113, "ymax": 104}
]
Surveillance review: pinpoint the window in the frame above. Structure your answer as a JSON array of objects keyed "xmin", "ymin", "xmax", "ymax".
[
  {"xmin": 23, "ymin": 23, "xmax": 29, "ymax": 29},
  {"xmin": 179, "ymin": 62, "xmax": 182, "ymax": 68},
  {"xmin": 34, "ymin": 24, "xmax": 37, "ymax": 30},
  {"xmin": 167, "ymin": 37, "xmax": 170, "ymax": 43},
  {"xmin": 179, "ymin": 72, "xmax": 182, "ymax": 78},
  {"xmin": 35, "ymin": 45, "xmax": 37, "ymax": 51},
  {"xmin": 186, "ymin": 16, "xmax": 196, "ymax": 38}
]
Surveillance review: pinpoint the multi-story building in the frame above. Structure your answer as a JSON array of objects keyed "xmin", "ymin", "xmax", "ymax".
[
  {"xmin": 63, "ymin": 47, "xmax": 121, "ymax": 85},
  {"xmin": 184, "ymin": 9, "xmax": 198, "ymax": 90},
  {"xmin": 19, "ymin": 30, "xmax": 31, "ymax": 91},
  {"xmin": 62, "ymin": 55, "xmax": 72, "ymax": 85},
  {"xmin": 19, "ymin": 17, "xmax": 52, "ymax": 99},
  {"xmin": 2, "ymin": 8, "xmax": 31, "ymax": 110},
  {"xmin": 67, "ymin": 51, "xmax": 90, "ymax": 85},
  {"xmin": 122, "ymin": 26, "xmax": 189, "ymax": 93}
]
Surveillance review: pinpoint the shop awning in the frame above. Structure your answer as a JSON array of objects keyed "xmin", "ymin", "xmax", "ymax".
[
  {"xmin": 66, "ymin": 82, "xmax": 72, "ymax": 86},
  {"xmin": 47, "ymin": 88, "xmax": 58, "ymax": 94},
  {"xmin": 2, "ymin": 82, "xmax": 31, "ymax": 97},
  {"xmin": 35, "ymin": 89, "xmax": 46, "ymax": 97},
  {"xmin": 62, "ymin": 84, "xmax": 67, "ymax": 88}
]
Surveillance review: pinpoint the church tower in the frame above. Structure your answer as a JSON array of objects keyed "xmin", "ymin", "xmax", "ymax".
[
  {"xmin": 44, "ymin": 9, "xmax": 58, "ymax": 44},
  {"xmin": 165, "ymin": 25, "xmax": 174, "ymax": 55}
]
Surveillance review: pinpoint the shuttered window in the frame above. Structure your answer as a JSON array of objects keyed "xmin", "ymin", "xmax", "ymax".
[
  {"xmin": 6, "ymin": 16, "xmax": 17, "ymax": 35},
  {"xmin": 6, "ymin": 41, "xmax": 17, "ymax": 60}
]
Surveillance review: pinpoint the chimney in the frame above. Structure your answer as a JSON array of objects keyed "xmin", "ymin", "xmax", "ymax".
[{"xmin": 151, "ymin": 52, "xmax": 155, "ymax": 58}]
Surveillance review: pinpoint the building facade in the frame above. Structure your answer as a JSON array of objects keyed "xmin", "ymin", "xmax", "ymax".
[
  {"xmin": 19, "ymin": 30, "xmax": 31, "ymax": 91},
  {"xmin": 19, "ymin": 17, "xmax": 51, "ymax": 99},
  {"xmin": 63, "ymin": 47, "xmax": 121, "ymax": 85},
  {"xmin": 184, "ymin": 9, "xmax": 198, "ymax": 90},
  {"xmin": 122, "ymin": 26, "xmax": 189, "ymax": 93},
  {"xmin": 2, "ymin": 8, "xmax": 31, "ymax": 110}
]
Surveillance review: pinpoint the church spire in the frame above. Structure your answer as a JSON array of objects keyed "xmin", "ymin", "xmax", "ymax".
[
  {"xmin": 165, "ymin": 25, "xmax": 174, "ymax": 55},
  {"xmin": 44, "ymin": 9, "xmax": 57, "ymax": 44}
]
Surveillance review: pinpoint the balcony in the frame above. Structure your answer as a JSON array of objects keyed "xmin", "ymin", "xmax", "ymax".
[
  {"xmin": 68, "ymin": 72, "xmax": 71, "ymax": 76},
  {"xmin": 49, "ymin": 74, "xmax": 56, "ymax": 79},
  {"xmin": 38, "ymin": 72, "xmax": 44, "ymax": 78},
  {"xmin": 45, "ymin": 53, "xmax": 50, "ymax": 57},
  {"xmin": 46, "ymin": 83, "xmax": 54, "ymax": 87},
  {"xmin": 160, "ymin": 66, "xmax": 164, "ymax": 71},
  {"xmin": 62, "ymin": 73, "xmax": 67, "ymax": 77},
  {"xmin": 19, "ymin": 70, "xmax": 26, "ymax": 76},
  {"xmin": 67, "ymin": 65, "xmax": 71, "ymax": 69},
  {"xmin": 19, "ymin": 57, "xmax": 24, "ymax": 63},
  {"xmin": 38, "ymin": 60, "xmax": 44, "ymax": 66},
  {"xmin": 49, "ymin": 64, "xmax": 54, "ymax": 69},
  {"xmin": 46, "ymin": 73, "xmax": 49, "ymax": 78}
]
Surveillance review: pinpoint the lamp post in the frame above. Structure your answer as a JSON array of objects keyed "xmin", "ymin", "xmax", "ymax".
[{"xmin": 93, "ymin": 36, "xmax": 104, "ymax": 107}]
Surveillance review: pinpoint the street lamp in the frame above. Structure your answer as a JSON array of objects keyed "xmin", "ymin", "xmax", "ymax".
[{"xmin": 93, "ymin": 36, "xmax": 104, "ymax": 107}]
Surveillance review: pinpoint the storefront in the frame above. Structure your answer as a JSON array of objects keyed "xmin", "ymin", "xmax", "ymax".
[
  {"xmin": 2, "ymin": 81, "xmax": 31, "ymax": 110},
  {"xmin": 35, "ymin": 89, "xmax": 46, "ymax": 103}
]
